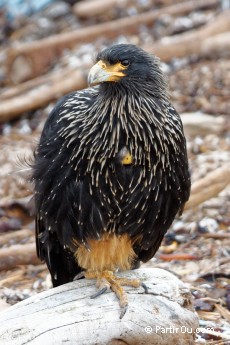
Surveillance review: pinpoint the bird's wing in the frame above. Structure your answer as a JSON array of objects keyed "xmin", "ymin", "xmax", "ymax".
[
  {"xmin": 132, "ymin": 101, "xmax": 191, "ymax": 263},
  {"xmin": 35, "ymin": 215, "xmax": 82, "ymax": 286},
  {"xmin": 33, "ymin": 92, "xmax": 90, "ymax": 286}
]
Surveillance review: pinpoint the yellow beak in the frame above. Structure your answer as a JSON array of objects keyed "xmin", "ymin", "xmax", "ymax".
[{"xmin": 88, "ymin": 60, "xmax": 126, "ymax": 87}]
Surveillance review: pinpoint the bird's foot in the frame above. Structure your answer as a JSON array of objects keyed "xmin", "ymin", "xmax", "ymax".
[{"xmin": 74, "ymin": 270, "xmax": 148, "ymax": 318}]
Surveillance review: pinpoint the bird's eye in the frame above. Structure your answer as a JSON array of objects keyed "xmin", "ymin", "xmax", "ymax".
[{"xmin": 121, "ymin": 59, "xmax": 130, "ymax": 67}]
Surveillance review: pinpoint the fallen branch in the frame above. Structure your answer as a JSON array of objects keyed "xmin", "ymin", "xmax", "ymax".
[
  {"xmin": 201, "ymin": 233, "xmax": 230, "ymax": 240},
  {"xmin": 157, "ymin": 253, "xmax": 199, "ymax": 261},
  {"xmin": 184, "ymin": 166, "xmax": 230, "ymax": 210},
  {"xmin": 1, "ymin": 7, "xmax": 227, "ymax": 120},
  {"xmin": 0, "ymin": 69, "xmax": 87, "ymax": 122},
  {"xmin": 1, "ymin": 28, "xmax": 229, "ymax": 122},
  {"xmin": 0, "ymin": 268, "xmax": 198, "ymax": 345},
  {"xmin": 214, "ymin": 303, "xmax": 230, "ymax": 323},
  {"xmin": 181, "ymin": 113, "xmax": 226, "ymax": 137},
  {"xmin": 145, "ymin": 10, "xmax": 230, "ymax": 61},
  {"xmin": 201, "ymin": 32, "xmax": 230, "ymax": 59},
  {"xmin": 6, "ymin": 0, "xmax": 219, "ymax": 83},
  {"xmin": 0, "ymin": 67, "xmax": 81, "ymax": 101},
  {"xmin": 0, "ymin": 271, "xmax": 26, "ymax": 288},
  {"xmin": 0, "ymin": 229, "xmax": 33, "ymax": 247},
  {"xmin": 73, "ymin": 0, "xmax": 136, "ymax": 18},
  {"xmin": 0, "ymin": 243, "xmax": 39, "ymax": 271}
]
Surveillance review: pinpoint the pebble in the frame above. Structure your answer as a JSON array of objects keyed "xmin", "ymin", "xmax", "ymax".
[{"xmin": 198, "ymin": 218, "xmax": 219, "ymax": 233}]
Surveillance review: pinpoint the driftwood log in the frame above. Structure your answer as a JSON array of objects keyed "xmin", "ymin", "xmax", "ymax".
[
  {"xmin": 5, "ymin": 0, "xmax": 219, "ymax": 83},
  {"xmin": 0, "ymin": 68, "xmax": 87, "ymax": 122},
  {"xmin": 0, "ymin": 243, "xmax": 39, "ymax": 271},
  {"xmin": 0, "ymin": 268, "xmax": 198, "ymax": 345},
  {"xmin": 73, "ymin": 0, "xmax": 137, "ymax": 18},
  {"xmin": 0, "ymin": 229, "xmax": 33, "ymax": 246},
  {"xmin": 180, "ymin": 113, "xmax": 226, "ymax": 137},
  {"xmin": 1, "ymin": 20, "xmax": 230, "ymax": 121},
  {"xmin": 145, "ymin": 10, "xmax": 230, "ymax": 61},
  {"xmin": 184, "ymin": 166, "xmax": 230, "ymax": 211},
  {"xmin": 1, "ymin": 9, "xmax": 230, "ymax": 121}
]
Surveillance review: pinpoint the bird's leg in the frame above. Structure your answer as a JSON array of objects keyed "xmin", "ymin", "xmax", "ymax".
[
  {"xmin": 90, "ymin": 271, "xmax": 112, "ymax": 298},
  {"xmin": 74, "ymin": 270, "xmax": 148, "ymax": 318}
]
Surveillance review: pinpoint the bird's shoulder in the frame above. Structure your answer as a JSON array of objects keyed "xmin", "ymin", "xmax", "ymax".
[{"xmin": 40, "ymin": 88, "xmax": 98, "ymax": 140}]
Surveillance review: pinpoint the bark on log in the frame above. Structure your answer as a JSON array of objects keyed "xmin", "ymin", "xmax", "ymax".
[
  {"xmin": 0, "ymin": 67, "xmax": 81, "ymax": 101},
  {"xmin": 184, "ymin": 166, "xmax": 230, "ymax": 211},
  {"xmin": 0, "ymin": 243, "xmax": 39, "ymax": 271},
  {"xmin": 0, "ymin": 68, "xmax": 87, "ymax": 122},
  {"xmin": 180, "ymin": 113, "xmax": 226, "ymax": 137},
  {"xmin": 1, "ymin": 23, "xmax": 230, "ymax": 122},
  {"xmin": 6, "ymin": 0, "xmax": 219, "ymax": 83},
  {"xmin": 145, "ymin": 11, "xmax": 230, "ymax": 61},
  {"xmin": 1, "ymin": 14, "xmax": 230, "ymax": 120},
  {"xmin": 0, "ymin": 268, "xmax": 198, "ymax": 345},
  {"xmin": 0, "ymin": 229, "xmax": 33, "ymax": 246},
  {"xmin": 73, "ymin": 0, "xmax": 136, "ymax": 18},
  {"xmin": 201, "ymin": 32, "xmax": 230, "ymax": 59}
]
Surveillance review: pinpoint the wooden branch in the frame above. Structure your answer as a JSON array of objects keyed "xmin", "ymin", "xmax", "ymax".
[
  {"xmin": 0, "ymin": 229, "xmax": 33, "ymax": 246},
  {"xmin": 180, "ymin": 113, "xmax": 226, "ymax": 137},
  {"xmin": 200, "ymin": 31, "xmax": 230, "ymax": 59},
  {"xmin": 73, "ymin": 0, "xmax": 136, "ymax": 18},
  {"xmin": 1, "ymin": 5, "xmax": 227, "ymax": 119},
  {"xmin": 0, "ymin": 243, "xmax": 39, "ymax": 271},
  {"xmin": 1, "ymin": 26, "xmax": 229, "ymax": 122},
  {"xmin": 201, "ymin": 233, "xmax": 230, "ymax": 240},
  {"xmin": 0, "ymin": 271, "xmax": 26, "ymax": 288},
  {"xmin": 145, "ymin": 11, "xmax": 230, "ymax": 61},
  {"xmin": 0, "ymin": 69, "xmax": 87, "ymax": 122},
  {"xmin": 158, "ymin": 253, "xmax": 199, "ymax": 261},
  {"xmin": 184, "ymin": 166, "xmax": 230, "ymax": 211},
  {"xmin": 6, "ymin": 0, "xmax": 219, "ymax": 83},
  {"xmin": 0, "ymin": 268, "xmax": 198, "ymax": 345},
  {"xmin": 0, "ymin": 67, "xmax": 79, "ymax": 101}
]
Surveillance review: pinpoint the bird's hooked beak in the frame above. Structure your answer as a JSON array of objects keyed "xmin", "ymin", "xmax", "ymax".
[{"xmin": 88, "ymin": 60, "xmax": 126, "ymax": 87}]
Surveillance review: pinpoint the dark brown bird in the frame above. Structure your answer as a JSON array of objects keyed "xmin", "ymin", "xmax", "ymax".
[{"xmin": 32, "ymin": 44, "xmax": 190, "ymax": 318}]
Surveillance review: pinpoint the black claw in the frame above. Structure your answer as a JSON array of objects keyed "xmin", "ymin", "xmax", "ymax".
[
  {"xmin": 120, "ymin": 305, "xmax": 128, "ymax": 319},
  {"xmin": 142, "ymin": 282, "xmax": 149, "ymax": 294},
  {"xmin": 73, "ymin": 272, "xmax": 85, "ymax": 280},
  {"xmin": 91, "ymin": 287, "xmax": 108, "ymax": 299}
]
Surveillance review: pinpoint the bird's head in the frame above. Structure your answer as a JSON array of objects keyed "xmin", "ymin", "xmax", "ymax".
[{"xmin": 88, "ymin": 44, "xmax": 168, "ymax": 98}]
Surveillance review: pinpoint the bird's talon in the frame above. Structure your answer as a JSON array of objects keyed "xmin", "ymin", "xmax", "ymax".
[
  {"xmin": 91, "ymin": 287, "xmax": 108, "ymax": 299},
  {"xmin": 120, "ymin": 305, "xmax": 128, "ymax": 319},
  {"xmin": 73, "ymin": 271, "xmax": 85, "ymax": 280},
  {"xmin": 142, "ymin": 282, "xmax": 149, "ymax": 294}
]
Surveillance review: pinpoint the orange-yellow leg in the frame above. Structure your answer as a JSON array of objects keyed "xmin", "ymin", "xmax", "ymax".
[{"xmin": 74, "ymin": 270, "xmax": 148, "ymax": 318}]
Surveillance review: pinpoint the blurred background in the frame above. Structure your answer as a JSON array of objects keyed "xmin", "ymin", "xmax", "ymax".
[{"xmin": 0, "ymin": 0, "xmax": 229, "ymax": 343}]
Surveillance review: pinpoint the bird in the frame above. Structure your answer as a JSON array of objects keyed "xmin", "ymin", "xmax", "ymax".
[{"xmin": 32, "ymin": 44, "xmax": 190, "ymax": 318}]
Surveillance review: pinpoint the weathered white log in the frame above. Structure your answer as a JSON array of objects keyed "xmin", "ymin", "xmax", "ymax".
[
  {"xmin": 5, "ymin": 0, "xmax": 219, "ymax": 83},
  {"xmin": 0, "ymin": 268, "xmax": 198, "ymax": 345},
  {"xmin": 184, "ymin": 166, "xmax": 230, "ymax": 211},
  {"xmin": 180, "ymin": 113, "xmax": 226, "ymax": 137},
  {"xmin": 0, "ymin": 243, "xmax": 39, "ymax": 271}
]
